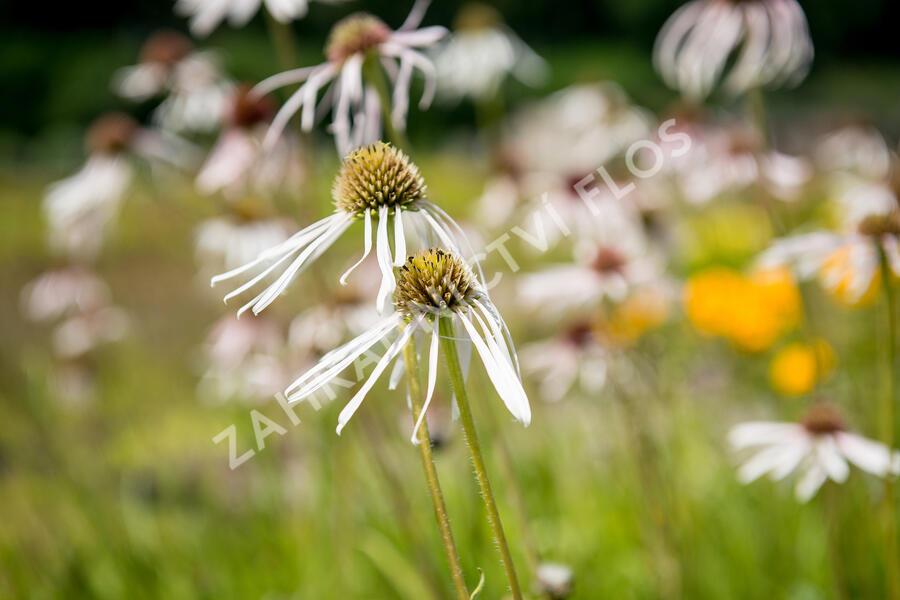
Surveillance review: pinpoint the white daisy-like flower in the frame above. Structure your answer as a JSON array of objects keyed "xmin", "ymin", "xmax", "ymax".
[
  {"xmin": 283, "ymin": 247, "xmax": 530, "ymax": 440},
  {"xmin": 196, "ymin": 85, "xmax": 305, "ymax": 199},
  {"xmin": 176, "ymin": 0, "xmax": 327, "ymax": 38},
  {"xmin": 536, "ymin": 563, "xmax": 575, "ymax": 600},
  {"xmin": 654, "ymin": 0, "xmax": 813, "ymax": 101},
  {"xmin": 113, "ymin": 30, "xmax": 232, "ymax": 134},
  {"xmin": 757, "ymin": 186, "xmax": 900, "ymax": 303},
  {"xmin": 212, "ymin": 142, "xmax": 477, "ymax": 316},
  {"xmin": 251, "ymin": 0, "xmax": 446, "ymax": 155},
  {"xmin": 518, "ymin": 221, "xmax": 663, "ymax": 315},
  {"xmin": 44, "ymin": 113, "xmax": 195, "ymax": 262},
  {"xmin": 521, "ymin": 321, "xmax": 607, "ymax": 403},
  {"xmin": 729, "ymin": 404, "xmax": 900, "ymax": 502},
  {"xmin": 434, "ymin": 2, "xmax": 547, "ymax": 103},
  {"xmin": 21, "ymin": 267, "xmax": 110, "ymax": 323}
]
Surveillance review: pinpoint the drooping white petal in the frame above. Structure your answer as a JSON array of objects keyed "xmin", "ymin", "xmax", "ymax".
[
  {"xmin": 340, "ymin": 210, "xmax": 373, "ymax": 285},
  {"xmin": 411, "ymin": 315, "xmax": 440, "ymax": 443},
  {"xmin": 795, "ymin": 462, "xmax": 828, "ymax": 502},
  {"xmin": 374, "ymin": 205, "xmax": 396, "ymax": 313},
  {"xmin": 393, "ymin": 209, "xmax": 407, "ymax": 267},
  {"xmin": 836, "ymin": 432, "xmax": 899, "ymax": 477}
]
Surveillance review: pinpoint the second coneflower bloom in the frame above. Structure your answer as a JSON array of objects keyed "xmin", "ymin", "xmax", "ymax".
[
  {"xmin": 284, "ymin": 247, "xmax": 531, "ymax": 439},
  {"xmin": 212, "ymin": 142, "xmax": 474, "ymax": 315}
]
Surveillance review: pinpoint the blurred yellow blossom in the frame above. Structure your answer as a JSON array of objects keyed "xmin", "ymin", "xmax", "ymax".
[
  {"xmin": 819, "ymin": 245, "xmax": 881, "ymax": 307},
  {"xmin": 604, "ymin": 286, "xmax": 670, "ymax": 345},
  {"xmin": 769, "ymin": 340, "xmax": 836, "ymax": 396},
  {"xmin": 684, "ymin": 266, "xmax": 802, "ymax": 352}
]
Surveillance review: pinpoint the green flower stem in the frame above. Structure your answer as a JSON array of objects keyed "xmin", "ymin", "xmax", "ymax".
[
  {"xmin": 878, "ymin": 245, "xmax": 900, "ymax": 600},
  {"xmin": 264, "ymin": 10, "xmax": 298, "ymax": 71},
  {"xmin": 439, "ymin": 317, "xmax": 524, "ymax": 600},
  {"xmin": 401, "ymin": 333, "xmax": 470, "ymax": 600},
  {"xmin": 363, "ymin": 54, "xmax": 411, "ymax": 149}
]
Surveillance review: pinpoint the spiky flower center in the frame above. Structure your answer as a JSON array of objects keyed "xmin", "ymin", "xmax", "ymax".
[
  {"xmin": 228, "ymin": 84, "xmax": 275, "ymax": 129},
  {"xmin": 333, "ymin": 142, "xmax": 427, "ymax": 216},
  {"xmin": 326, "ymin": 13, "xmax": 391, "ymax": 63},
  {"xmin": 858, "ymin": 212, "xmax": 900, "ymax": 237},
  {"xmin": 140, "ymin": 30, "xmax": 192, "ymax": 67},
  {"xmin": 801, "ymin": 403, "xmax": 845, "ymax": 436},
  {"xmin": 86, "ymin": 113, "xmax": 138, "ymax": 155},
  {"xmin": 394, "ymin": 249, "xmax": 480, "ymax": 318}
]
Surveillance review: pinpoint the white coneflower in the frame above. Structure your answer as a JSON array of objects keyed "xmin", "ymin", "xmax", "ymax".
[
  {"xmin": 20, "ymin": 267, "xmax": 110, "ymax": 323},
  {"xmin": 252, "ymin": 1, "xmax": 446, "ymax": 155},
  {"xmin": 654, "ymin": 0, "xmax": 813, "ymax": 101},
  {"xmin": 196, "ymin": 85, "xmax": 305, "ymax": 199},
  {"xmin": 730, "ymin": 404, "xmax": 900, "ymax": 501},
  {"xmin": 44, "ymin": 113, "xmax": 195, "ymax": 262},
  {"xmin": 434, "ymin": 2, "xmax": 547, "ymax": 103},
  {"xmin": 757, "ymin": 194, "xmax": 900, "ymax": 303},
  {"xmin": 113, "ymin": 30, "xmax": 232, "ymax": 134},
  {"xmin": 176, "ymin": 0, "xmax": 325, "ymax": 37},
  {"xmin": 536, "ymin": 562, "xmax": 575, "ymax": 600},
  {"xmin": 814, "ymin": 124, "xmax": 892, "ymax": 182},
  {"xmin": 212, "ymin": 142, "xmax": 475, "ymax": 315},
  {"xmin": 521, "ymin": 320, "xmax": 607, "ymax": 403},
  {"xmin": 284, "ymin": 248, "xmax": 529, "ymax": 439},
  {"xmin": 519, "ymin": 229, "xmax": 663, "ymax": 314}
]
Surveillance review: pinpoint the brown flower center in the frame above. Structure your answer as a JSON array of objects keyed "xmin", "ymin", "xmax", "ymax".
[
  {"xmin": 591, "ymin": 247, "xmax": 627, "ymax": 274},
  {"xmin": 801, "ymin": 403, "xmax": 845, "ymax": 436},
  {"xmin": 325, "ymin": 14, "xmax": 391, "ymax": 64},
  {"xmin": 228, "ymin": 84, "xmax": 275, "ymax": 129},
  {"xmin": 85, "ymin": 113, "xmax": 138, "ymax": 155},
  {"xmin": 139, "ymin": 30, "xmax": 192, "ymax": 68}
]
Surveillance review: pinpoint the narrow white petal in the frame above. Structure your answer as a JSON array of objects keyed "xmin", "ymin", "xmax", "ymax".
[
  {"xmin": 375, "ymin": 206, "xmax": 395, "ymax": 313},
  {"xmin": 393, "ymin": 209, "xmax": 407, "ymax": 267},
  {"xmin": 411, "ymin": 315, "xmax": 440, "ymax": 443},
  {"xmin": 340, "ymin": 210, "xmax": 373, "ymax": 284}
]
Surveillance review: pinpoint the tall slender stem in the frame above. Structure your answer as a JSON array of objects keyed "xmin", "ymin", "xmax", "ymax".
[
  {"xmin": 439, "ymin": 317, "xmax": 524, "ymax": 600},
  {"xmin": 401, "ymin": 334, "xmax": 470, "ymax": 600},
  {"xmin": 264, "ymin": 10, "xmax": 298, "ymax": 71},
  {"xmin": 878, "ymin": 245, "xmax": 900, "ymax": 600}
]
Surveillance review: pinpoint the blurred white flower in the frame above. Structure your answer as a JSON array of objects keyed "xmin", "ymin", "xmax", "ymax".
[
  {"xmin": 521, "ymin": 321, "xmax": 607, "ymax": 403},
  {"xmin": 518, "ymin": 215, "xmax": 663, "ymax": 315},
  {"xmin": 252, "ymin": 0, "xmax": 446, "ymax": 155},
  {"xmin": 21, "ymin": 267, "xmax": 110, "ymax": 323},
  {"xmin": 669, "ymin": 123, "xmax": 811, "ymax": 204},
  {"xmin": 176, "ymin": 0, "xmax": 328, "ymax": 38},
  {"xmin": 196, "ymin": 214, "xmax": 295, "ymax": 275},
  {"xmin": 536, "ymin": 562, "xmax": 575, "ymax": 600},
  {"xmin": 44, "ymin": 113, "xmax": 195, "ymax": 262},
  {"xmin": 212, "ymin": 143, "xmax": 477, "ymax": 316},
  {"xmin": 730, "ymin": 404, "xmax": 900, "ymax": 502},
  {"xmin": 654, "ymin": 0, "xmax": 813, "ymax": 101},
  {"xmin": 284, "ymin": 248, "xmax": 530, "ymax": 440},
  {"xmin": 199, "ymin": 314, "xmax": 291, "ymax": 403},
  {"xmin": 434, "ymin": 2, "xmax": 547, "ymax": 102},
  {"xmin": 196, "ymin": 85, "xmax": 306, "ymax": 199},
  {"xmin": 814, "ymin": 124, "xmax": 892, "ymax": 181},
  {"xmin": 53, "ymin": 305, "xmax": 130, "ymax": 359},
  {"xmin": 113, "ymin": 30, "xmax": 232, "ymax": 134}
]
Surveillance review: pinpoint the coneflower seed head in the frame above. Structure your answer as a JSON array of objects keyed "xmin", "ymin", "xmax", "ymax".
[
  {"xmin": 394, "ymin": 248, "xmax": 480, "ymax": 318},
  {"xmin": 333, "ymin": 142, "xmax": 427, "ymax": 216},
  {"xmin": 801, "ymin": 403, "xmax": 845, "ymax": 435}
]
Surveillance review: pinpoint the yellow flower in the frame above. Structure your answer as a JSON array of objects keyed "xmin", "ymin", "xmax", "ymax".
[
  {"xmin": 769, "ymin": 340, "xmax": 836, "ymax": 396},
  {"xmin": 684, "ymin": 266, "xmax": 802, "ymax": 352}
]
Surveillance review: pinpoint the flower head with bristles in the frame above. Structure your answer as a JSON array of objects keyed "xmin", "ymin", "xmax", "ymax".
[
  {"xmin": 211, "ymin": 142, "xmax": 477, "ymax": 316},
  {"xmin": 333, "ymin": 142, "xmax": 426, "ymax": 216},
  {"xmin": 278, "ymin": 245, "xmax": 530, "ymax": 439},
  {"xmin": 326, "ymin": 14, "xmax": 392, "ymax": 63},
  {"xmin": 250, "ymin": 0, "xmax": 446, "ymax": 155},
  {"xmin": 394, "ymin": 248, "xmax": 481, "ymax": 318}
]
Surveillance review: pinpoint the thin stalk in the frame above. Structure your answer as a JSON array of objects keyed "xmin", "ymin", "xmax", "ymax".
[
  {"xmin": 823, "ymin": 483, "xmax": 848, "ymax": 600},
  {"xmin": 402, "ymin": 333, "xmax": 470, "ymax": 600},
  {"xmin": 439, "ymin": 317, "xmax": 524, "ymax": 600},
  {"xmin": 264, "ymin": 10, "xmax": 298, "ymax": 71},
  {"xmin": 877, "ymin": 244, "xmax": 900, "ymax": 600},
  {"xmin": 363, "ymin": 53, "xmax": 411, "ymax": 149}
]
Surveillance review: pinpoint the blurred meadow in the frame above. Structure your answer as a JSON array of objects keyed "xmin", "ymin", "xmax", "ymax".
[{"xmin": 4, "ymin": 1, "xmax": 900, "ymax": 599}]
